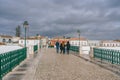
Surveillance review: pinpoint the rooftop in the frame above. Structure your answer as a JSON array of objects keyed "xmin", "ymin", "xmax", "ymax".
[{"xmin": 0, "ymin": 35, "xmax": 12, "ymax": 38}]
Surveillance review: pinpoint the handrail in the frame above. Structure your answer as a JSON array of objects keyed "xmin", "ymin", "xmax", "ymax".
[
  {"xmin": 0, "ymin": 48, "xmax": 26, "ymax": 80},
  {"xmin": 70, "ymin": 46, "xmax": 79, "ymax": 53},
  {"xmin": 93, "ymin": 48, "xmax": 120, "ymax": 64},
  {"xmin": 34, "ymin": 45, "xmax": 38, "ymax": 52}
]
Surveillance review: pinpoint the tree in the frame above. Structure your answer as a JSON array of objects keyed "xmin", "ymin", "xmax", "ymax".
[{"xmin": 15, "ymin": 25, "xmax": 21, "ymax": 37}]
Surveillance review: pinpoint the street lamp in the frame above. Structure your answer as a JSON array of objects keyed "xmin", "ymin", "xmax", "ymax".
[
  {"xmin": 63, "ymin": 36, "xmax": 65, "ymax": 42},
  {"xmin": 36, "ymin": 34, "xmax": 40, "ymax": 51},
  {"xmin": 23, "ymin": 21, "xmax": 29, "ymax": 48},
  {"xmin": 77, "ymin": 30, "xmax": 80, "ymax": 53}
]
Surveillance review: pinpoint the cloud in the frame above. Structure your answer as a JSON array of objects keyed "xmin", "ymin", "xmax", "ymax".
[{"xmin": 0, "ymin": 0, "xmax": 120, "ymax": 40}]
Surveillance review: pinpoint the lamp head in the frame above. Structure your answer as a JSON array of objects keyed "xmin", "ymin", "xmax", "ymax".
[
  {"xmin": 77, "ymin": 30, "xmax": 80, "ymax": 33},
  {"xmin": 23, "ymin": 21, "xmax": 29, "ymax": 28}
]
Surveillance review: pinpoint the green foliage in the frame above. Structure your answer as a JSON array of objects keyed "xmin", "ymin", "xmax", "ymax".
[{"xmin": 15, "ymin": 25, "xmax": 21, "ymax": 37}]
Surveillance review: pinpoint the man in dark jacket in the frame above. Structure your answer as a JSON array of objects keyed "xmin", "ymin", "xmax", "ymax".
[
  {"xmin": 55, "ymin": 41, "xmax": 59, "ymax": 53},
  {"xmin": 66, "ymin": 41, "xmax": 70, "ymax": 54},
  {"xmin": 60, "ymin": 43, "xmax": 62, "ymax": 53}
]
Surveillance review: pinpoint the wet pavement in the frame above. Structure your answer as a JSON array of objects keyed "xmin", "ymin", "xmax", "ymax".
[
  {"xmin": 33, "ymin": 48, "xmax": 120, "ymax": 80},
  {"xmin": 3, "ymin": 48, "xmax": 120, "ymax": 80}
]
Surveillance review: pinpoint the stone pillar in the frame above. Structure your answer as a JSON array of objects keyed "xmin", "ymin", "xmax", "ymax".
[
  {"xmin": 89, "ymin": 46, "xmax": 94, "ymax": 58},
  {"xmin": 27, "ymin": 45, "xmax": 34, "ymax": 58},
  {"xmin": 38, "ymin": 41, "xmax": 40, "ymax": 52},
  {"xmin": 79, "ymin": 45, "xmax": 82, "ymax": 56}
]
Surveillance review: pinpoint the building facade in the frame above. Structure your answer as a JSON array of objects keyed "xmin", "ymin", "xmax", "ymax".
[
  {"xmin": 19, "ymin": 38, "xmax": 39, "ymax": 47},
  {"xmin": 101, "ymin": 41, "xmax": 120, "ymax": 47},
  {"xmin": 69, "ymin": 38, "xmax": 88, "ymax": 46},
  {"xmin": 19, "ymin": 36, "xmax": 48, "ymax": 47},
  {"xmin": 0, "ymin": 35, "xmax": 12, "ymax": 44},
  {"xmin": 88, "ymin": 40, "xmax": 101, "ymax": 47}
]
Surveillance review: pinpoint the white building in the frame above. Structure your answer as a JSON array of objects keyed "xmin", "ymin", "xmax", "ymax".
[
  {"xmin": 101, "ymin": 41, "xmax": 120, "ymax": 47},
  {"xmin": 0, "ymin": 35, "xmax": 12, "ymax": 44},
  {"xmin": 19, "ymin": 38, "xmax": 39, "ymax": 47},
  {"xmin": 69, "ymin": 38, "xmax": 88, "ymax": 46},
  {"xmin": 0, "ymin": 45, "xmax": 23, "ymax": 54},
  {"xmin": 88, "ymin": 40, "xmax": 101, "ymax": 47},
  {"xmin": 12, "ymin": 37, "xmax": 20, "ymax": 43},
  {"xmin": 19, "ymin": 36, "xmax": 48, "ymax": 47},
  {"xmin": 41, "ymin": 37, "xmax": 48, "ymax": 47}
]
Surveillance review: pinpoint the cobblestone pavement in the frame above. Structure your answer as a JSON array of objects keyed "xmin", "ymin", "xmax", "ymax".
[{"xmin": 33, "ymin": 48, "xmax": 120, "ymax": 80}]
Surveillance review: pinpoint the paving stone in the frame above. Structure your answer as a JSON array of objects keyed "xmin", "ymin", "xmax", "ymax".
[
  {"xmin": 33, "ymin": 48, "xmax": 120, "ymax": 80},
  {"xmin": 3, "ymin": 48, "xmax": 120, "ymax": 80}
]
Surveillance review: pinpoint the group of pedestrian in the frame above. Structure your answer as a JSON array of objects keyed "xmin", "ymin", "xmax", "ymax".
[{"xmin": 55, "ymin": 41, "xmax": 70, "ymax": 54}]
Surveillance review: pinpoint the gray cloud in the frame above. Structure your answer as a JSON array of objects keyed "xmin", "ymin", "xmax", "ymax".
[{"xmin": 0, "ymin": 0, "xmax": 120, "ymax": 40}]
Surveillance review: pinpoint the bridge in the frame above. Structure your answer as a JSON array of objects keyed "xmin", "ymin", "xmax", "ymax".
[{"xmin": 2, "ymin": 47, "xmax": 120, "ymax": 80}]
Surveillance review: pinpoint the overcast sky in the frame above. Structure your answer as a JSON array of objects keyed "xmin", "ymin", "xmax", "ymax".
[{"xmin": 0, "ymin": 0, "xmax": 120, "ymax": 40}]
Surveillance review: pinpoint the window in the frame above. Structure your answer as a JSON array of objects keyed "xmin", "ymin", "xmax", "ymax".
[
  {"xmin": 3, "ymin": 39, "xmax": 6, "ymax": 42},
  {"xmin": 72, "ymin": 42, "xmax": 74, "ymax": 45},
  {"xmin": 8, "ymin": 39, "xmax": 11, "ymax": 43},
  {"xmin": 112, "ymin": 44, "xmax": 114, "ymax": 47},
  {"xmin": 75, "ymin": 42, "xmax": 77, "ymax": 46},
  {"xmin": 104, "ymin": 44, "xmax": 106, "ymax": 46},
  {"xmin": 21, "ymin": 40, "xmax": 23, "ymax": 43},
  {"xmin": 94, "ymin": 44, "xmax": 96, "ymax": 46}
]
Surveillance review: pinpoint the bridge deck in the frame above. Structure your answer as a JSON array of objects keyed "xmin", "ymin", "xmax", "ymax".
[
  {"xmin": 33, "ymin": 48, "xmax": 119, "ymax": 80},
  {"xmin": 3, "ymin": 48, "xmax": 120, "ymax": 80}
]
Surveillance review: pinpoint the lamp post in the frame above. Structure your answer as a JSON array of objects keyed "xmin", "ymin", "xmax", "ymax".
[
  {"xmin": 77, "ymin": 30, "xmax": 80, "ymax": 53},
  {"xmin": 23, "ymin": 21, "xmax": 29, "ymax": 48},
  {"xmin": 63, "ymin": 36, "xmax": 65, "ymax": 42},
  {"xmin": 37, "ymin": 34, "xmax": 40, "ymax": 51}
]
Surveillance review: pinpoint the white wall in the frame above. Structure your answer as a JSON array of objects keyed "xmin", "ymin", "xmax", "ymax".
[
  {"xmin": 81, "ymin": 46, "xmax": 90, "ymax": 54},
  {"xmin": 0, "ymin": 45, "xmax": 23, "ymax": 54},
  {"xmin": 102, "ymin": 43, "xmax": 120, "ymax": 47},
  {"xmin": 70, "ymin": 40, "xmax": 88, "ymax": 46},
  {"xmin": 41, "ymin": 38, "xmax": 47, "ymax": 47},
  {"xmin": 0, "ymin": 37, "xmax": 12, "ymax": 43},
  {"xmin": 19, "ymin": 38, "xmax": 48, "ymax": 47},
  {"xmin": 99, "ymin": 47, "xmax": 120, "ymax": 50},
  {"xmin": 19, "ymin": 39, "xmax": 39, "ymax": 47},
  {"xmin": 88, "ymin": 40, "xmax": 100, "ymax": 46}
]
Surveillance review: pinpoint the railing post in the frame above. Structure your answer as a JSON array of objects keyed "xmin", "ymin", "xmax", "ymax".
[
  {"xmin": 112, "ymin": 50, "xmax": 113, "ymax": 64},
  {"xmin": 101, "ymin": 49, "xmax": 102, "ymax": 63},
  {"xmin": 25, "ymin": 47, "xmax": 27, "ymax": 58},
  {"xmin": 9, "ymin": 52, "xmax": 12, "ymax": 72},
  {"xmin": 119, "ymin": 51, "xmax": 120, "ymax": 64},
  {"xmin": 0, "ymin": 54, "xmax": 2, "ymax": 80},
  {"xmin": 117, "ymin": 51, "xmax": 119, "ymax": 64},
  {"xmin": 94, "ymin": 48, "xmax": 96, "ymax": 58},
  {"xmin": 90, "ymin": 47, "xmax": 94, "ymax": 58}
]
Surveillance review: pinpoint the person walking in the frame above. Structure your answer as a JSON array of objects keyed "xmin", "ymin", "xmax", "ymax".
[
  {"xmin": 66, "ymin": 41, "xmax": 70, "ymax": 54},
  {"xmin": 60, "ymin": 43, "xmax": 63, "ymax": 53},
  {"xmin": 62, "ymin": 41, "xmax": 65, "ymax": 54},
  {"xmin": 55, "ymin": 41, "xmax": 59, "ymax": 53}
]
